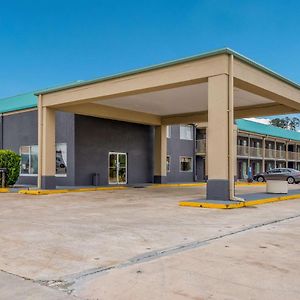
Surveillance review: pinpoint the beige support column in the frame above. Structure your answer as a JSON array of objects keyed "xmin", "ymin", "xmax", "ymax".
[
  {"xmin": 262, "ymin": 137, "xmax": 265, "ymax": 172},
  {"xmin": 286, "ymin": 142, "xmax": 289, "ymax": 168},
  {"xmin": 206, "ymin": 58, "xmax": 235, "ymax": 200},
  {"xmin": 275, "ymin": 139, "xmax": 277, "ymax": 168},
  {"xmin": 37, "ymin": 95, "xmax": 43, "ymax": 189},
  {"xmin": 41, "ymin": 106, "xmax": 56, "ymax": 189},
  {"xmin": 233, "ymin": 125, "xmax": 238, "ymax": 179},
  {"xmin": 154, "ymin": 125, "xmax": 167, "ymax": 183}
]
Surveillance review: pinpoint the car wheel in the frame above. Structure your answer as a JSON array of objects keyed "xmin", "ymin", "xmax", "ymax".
[
  {"xmin": 287, "ymin": 177, "xmax": 295, "ymax": 184},
  {"xmin": 257, "ymin": 176, "xmax": 265, "ymax": 182}
]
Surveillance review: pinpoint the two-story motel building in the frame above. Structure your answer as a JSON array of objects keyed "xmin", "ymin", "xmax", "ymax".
[{"xmin": 1, "ymin": 48, "xmax": 300, "ymax": 201}]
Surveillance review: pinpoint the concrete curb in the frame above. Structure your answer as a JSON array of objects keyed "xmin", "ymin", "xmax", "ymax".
[
  {"xmin": 179, "ymin": 194, "xmax": 300, "ymax": 209},
  {"xmin": 18, "ymin": 186, "xmax": 128, "ymax": 195}
]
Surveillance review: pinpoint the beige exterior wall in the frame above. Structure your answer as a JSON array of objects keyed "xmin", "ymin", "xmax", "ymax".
[
  {"xmin": 154, "ymin": 125, "xmax": 167, "ymax": 177},
  {"xmin": 207, "ymin": 74, "xmax": 231, "ymax": 179},
  {"xmin": 41, "ymin": 107, "xmax": 56, "ymax": 177}
]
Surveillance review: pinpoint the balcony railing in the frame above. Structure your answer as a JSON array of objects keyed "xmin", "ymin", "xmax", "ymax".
[
  {"xmin": 249, "ymin": 147, "xmax": 263, "ymax": 157},
  {"xmin": 198, "ymin": 141, "xmax": 300, "ymax": 161},
  {"xmin": 264, "ymin": 149, "xmax": 286, "ymax": 159},
  {"xmin": 196, "ymin": 139, "xmax": 206, "ymax": 154},
  {"xmin": 265, "ymin": 148, "xmax": 276, "ymax": 159},
  {"xmin": 237, "ymin": 145, "xmax": 249, "ymax": 157},
  {"xmin": 288, "ymin": 151, "xmax": 300, "ymax": 160},
  {"xmin": 276, "ymin": 150, "xmax": 286, "ymax": 160}
]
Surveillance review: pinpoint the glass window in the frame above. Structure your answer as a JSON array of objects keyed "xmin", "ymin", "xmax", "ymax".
[
  {"xmin": 20, "ymin": 143, "xmax": 67, "ymax": 176},
  {"xmin": 166, "ymin": 156, "xmax": 171, "ymax": 172},
  {"xmin": 20, "ymin": 146, "xmax": 30, "ymax": 174},
  {"xmin": 166, "ymin": 126, "xmax": 171, "ymax": 138},
  {"xmin": 180, "ymin": 125, "xmax": 193, "ymax": 140},
  {"xmin": 20, "ymin": 145, "xmax": 38, "ymax": 175},
  {"xmin": 180, "ymin": 156, "xmax": 193, "ymax": 172},
  {"xmin": 30, "ymin": 145, "xmax": 38, "ymax": 174},
  {"xmin": 56, "ymin": 143, "xmax": 67, "ymax": 175}
]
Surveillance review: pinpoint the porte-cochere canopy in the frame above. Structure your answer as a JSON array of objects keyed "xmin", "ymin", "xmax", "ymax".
[{"xmin": 36, "ymin": 48, "xmax": 300, "ymax": 200}]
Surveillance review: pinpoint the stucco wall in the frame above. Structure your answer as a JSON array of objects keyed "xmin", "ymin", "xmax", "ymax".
[
  {"xmin": 1, "ymin": 110, "xmax": 75, "ymax": 186},
  {"xmin": 74, "ymin": 115, "xmax": 154, "ymax": 186},
  {"xmin": 167, "ymin": 125, "xmax": 195, "ymax": 183}
]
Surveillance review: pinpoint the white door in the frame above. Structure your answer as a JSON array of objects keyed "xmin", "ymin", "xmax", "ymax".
[{"xmin": 109, "ymin": 152, "xmax": 127, "ymax": 184}]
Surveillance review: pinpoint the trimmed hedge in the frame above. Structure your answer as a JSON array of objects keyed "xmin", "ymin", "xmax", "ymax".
[{"xmin": 0, "ymin": 150, "xmax": 21, "ymax": 186}]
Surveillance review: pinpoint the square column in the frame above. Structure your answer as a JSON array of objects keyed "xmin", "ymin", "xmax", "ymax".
[
  {"xmin": 154, "ymin": 125, "xmax": 167, "ymax": 183},
  {"xmin": 38, "ymin": 105, "xmax": 56, "ymax": 189},
  {"xmin": 206, "ymin": 74, "xmax": 235, "ymax": 200}
]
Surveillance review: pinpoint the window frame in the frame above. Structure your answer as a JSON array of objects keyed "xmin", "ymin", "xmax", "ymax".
[
  {"xmin": 180, "ymin": 125, "xmax": 193, "ymax": 140},
  {"xmin": 19, "ymin": 145, "xmax": 38, "ymax": 176},
  {"xmin": 166, "ymin": 126, "xmax": 171, "ymax": 139},
  {"xmin": 179, "ymin": 156, "xmax": 193, "ymax": 172},
  {"xmin": 166, "ymin": 155, "xmax": 171, "ymax": 172},
  {"xmin": 19, "ymin": 143, "xmax": 68, "ymax": 177},
  {"xmin": 56, "ymin": 143, "xmax": 68, "ymax": 177}
]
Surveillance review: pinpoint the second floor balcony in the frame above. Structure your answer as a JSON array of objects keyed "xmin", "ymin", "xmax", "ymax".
[{"xmin": 198, "ymin": 141, "xmax": 300, "ymax": 161}]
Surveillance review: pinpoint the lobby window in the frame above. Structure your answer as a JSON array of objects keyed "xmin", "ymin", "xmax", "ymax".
[
  {"xmin": 180, "ymin": 156, "xmax": 193, "ymax": 172},
  {"xmin": 166, "ymin": 126, "xmax": 171, "ymax": 138},
  {"xmin": 180, "ymin": 125, "xmax": 193, "ymax": 140},
  {"xmin": 166, "ymin": 155, "xmax": 171, "ymax": 172},
  {"xmin": 20, "ymin": 143, "xmax": 67, "ymax": 176},
  {"xmin": 20, "ymin": 145, "xmax": 38, "ymax": 175},
  {"xmin": 56, "ymin": 143, "xmax": 67, "ymax": 176}
]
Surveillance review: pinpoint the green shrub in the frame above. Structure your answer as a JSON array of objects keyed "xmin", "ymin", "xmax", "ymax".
[{"xmin": 0, "ymin": 150, "xmax": 21, "ymax": 186}]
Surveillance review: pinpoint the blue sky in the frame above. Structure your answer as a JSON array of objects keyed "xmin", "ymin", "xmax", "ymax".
[{"xmin": 0, "ymin": 0, "xmax": 299, "ymax": 104}]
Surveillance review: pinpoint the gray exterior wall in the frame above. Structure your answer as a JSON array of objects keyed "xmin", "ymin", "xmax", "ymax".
[
  {"xmin": 167, "ymin": 125, "xmax": 195, "ymax": 183},
  {"xmin": 0, "ymin": 111, "xmax": 199, "ymax": 187},
  {"xmin": 1, "ymin": 110, "xmax": 75, "ymax": 186},
  {"xmin": 74, "ymin": 115, "xmax": 154, "ymax": 186}
]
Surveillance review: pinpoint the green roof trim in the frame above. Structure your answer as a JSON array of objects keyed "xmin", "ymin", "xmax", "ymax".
[
  {"xmin": 0, "ymin": 81, "xmax": 82, "ymax": 113},
  {"xmin": 36, "ymin": 47, "xmax": 299, "ymax": 95},
  {"xmin": 236, "ymin": 119, "xmax": 300, "ymax": 142},
  {"xmin": 0, "ymin": 92, "xmax": 37, "ymax": 113}
]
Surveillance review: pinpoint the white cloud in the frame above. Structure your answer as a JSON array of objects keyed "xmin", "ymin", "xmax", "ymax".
[{"xmin": 244, "ymin": 117, "xmax": 270, "ymax": 125}]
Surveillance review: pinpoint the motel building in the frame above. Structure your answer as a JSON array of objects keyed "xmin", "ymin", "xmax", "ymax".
[{"xmin": 0, "ymin": 48, "xmax": 299, "ymax": 201}]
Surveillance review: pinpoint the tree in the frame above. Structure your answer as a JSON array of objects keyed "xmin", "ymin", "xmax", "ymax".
[{"xmin": 270, "ymin": 117, "xmax": 300, "ymax": 131}]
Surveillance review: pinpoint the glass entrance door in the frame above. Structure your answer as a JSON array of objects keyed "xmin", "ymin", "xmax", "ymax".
[{"xmin": 109, "ymin": 152, "xmax": 127, "ymax": 184}]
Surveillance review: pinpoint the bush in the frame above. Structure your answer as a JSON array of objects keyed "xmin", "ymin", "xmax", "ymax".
[{"xmin": 0, "ymin": 150, "xmax": 21, "ymax": 186}]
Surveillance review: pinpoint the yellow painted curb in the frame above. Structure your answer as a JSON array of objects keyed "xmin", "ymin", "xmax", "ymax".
[
  {"xmin": 18, "ymin": 186, "xmax": 128, "ymax": 195},
  {"xmin": 19, "ymin": 189, "xmax": 70, "ymax": 195},
  {"xmin": 235, "ymin": 182, "xmax": 266, "ymax": 187},
  {"xmin": 179, "ymin": 193, "xmax": 300, "ymax": 209},
  {"xmin": 0, "ymin": 188, "xmax": 10, "ymax": 193}
]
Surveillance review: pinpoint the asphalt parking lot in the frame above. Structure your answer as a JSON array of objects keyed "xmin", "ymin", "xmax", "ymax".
[{"xmin": 0, "ymin": 185, "xmax": 300, "ymax": 299}]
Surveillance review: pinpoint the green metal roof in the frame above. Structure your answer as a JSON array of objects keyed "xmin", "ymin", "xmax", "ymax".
[
  {"xmin": 0, "ymin": 81, "xmax": 82, "ymax": 113},
  {"xmin": 37, "ymin": 47, "xmax": 300, "ymax": 95},
  {"xmin": 236, "ymin": 119, "xmax": 300, "ymax": 141},
  {"xmin": 0, "ymin": 92, "xmax": 37, "ymax": 113}
]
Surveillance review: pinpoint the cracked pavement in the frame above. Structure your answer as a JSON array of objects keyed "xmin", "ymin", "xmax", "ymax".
[{"xmin": 0, "ymin": 185, "xmax": 300, "ymax": 299}]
